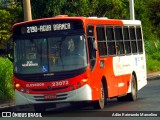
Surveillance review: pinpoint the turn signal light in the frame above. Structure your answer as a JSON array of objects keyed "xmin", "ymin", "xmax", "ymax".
[{"xmin": 82, "ymin": 78, "xmax": 88, "ymax": 83}]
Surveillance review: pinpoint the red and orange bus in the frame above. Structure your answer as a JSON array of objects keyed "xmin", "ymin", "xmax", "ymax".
[{"xmin": 10, "ymin": 15, "xmax": 147, "ymax": 110}]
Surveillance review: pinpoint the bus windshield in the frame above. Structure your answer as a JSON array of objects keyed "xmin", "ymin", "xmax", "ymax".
[{"xmin": 14, "ymin": 34, "xmax": 88, "ymax": 74}]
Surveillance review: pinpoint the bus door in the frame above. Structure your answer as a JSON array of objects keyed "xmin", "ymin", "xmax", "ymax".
[{"xmin": 87, "ymin": 25, "xmax": 101, "ymax": 99}]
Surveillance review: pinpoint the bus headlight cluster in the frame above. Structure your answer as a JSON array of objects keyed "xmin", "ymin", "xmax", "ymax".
[
  {"xmin": 15, "ymin": 83, "xmax": 29, "ymax": 93},
  {"xmin": 70, "ymin": 78, "xmax": 89, "ymax": 90}
]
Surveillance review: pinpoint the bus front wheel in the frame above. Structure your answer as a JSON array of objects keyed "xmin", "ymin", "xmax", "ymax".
[{"xmin": 93, "ymin": 82, "xmax": 105, "ymax": 109}]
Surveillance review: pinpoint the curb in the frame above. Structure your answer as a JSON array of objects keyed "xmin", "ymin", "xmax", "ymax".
[
  {"xmin": 147, "ymin": 72, "xmax": 160, "ymax": 80},
  {"xmin": 0, "ymin": 99, "xmax": 15, "ymax": 111}
]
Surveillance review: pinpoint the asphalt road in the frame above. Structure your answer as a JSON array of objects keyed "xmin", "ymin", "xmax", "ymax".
[
  {"xmin": 43, "ymin": 78, "xmax": 160, "ymax": 117},
  {"xmin": 1, "ymin": 78, "xmax": 160, "ymax": 120}
]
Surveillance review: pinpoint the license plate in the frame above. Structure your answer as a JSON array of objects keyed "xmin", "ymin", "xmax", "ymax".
[{"xmin": 44, "ymin": 94, "xmax": 56, "ymax": 99}]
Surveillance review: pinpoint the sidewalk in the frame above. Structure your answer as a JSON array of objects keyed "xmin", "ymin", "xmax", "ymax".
[
  {"xmin": 0, "ymin": 71, "xmax": 160, "ymax": 110},
  {"xmin": 147, "ymin": 71, "xmax": 160, "ymax": 80},
  {"xmin": 0, "ymin": 99, "xmax": 15, "ymax": 109}
]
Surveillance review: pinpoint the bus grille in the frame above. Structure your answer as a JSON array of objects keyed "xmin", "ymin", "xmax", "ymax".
[{"xmin": 30, "ymin": 86, "xmax": 69, "ymax": 92}]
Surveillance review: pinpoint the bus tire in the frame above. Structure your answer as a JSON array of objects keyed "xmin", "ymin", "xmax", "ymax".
[
  {"xmin": 127, "ymin": 74, "xmax": 137, "ymax": 101},
  {"xmin": 93, "ymin": 81, "xmax": 105, "ymax": 109}
]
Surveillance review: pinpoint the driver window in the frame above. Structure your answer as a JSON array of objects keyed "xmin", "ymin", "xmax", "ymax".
[{"xmin": 87, "ymin": 25, "xmax": 96, "ymax": 71}]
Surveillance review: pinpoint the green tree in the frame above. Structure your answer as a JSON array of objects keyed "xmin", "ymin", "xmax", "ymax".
[
  {"xmin": 0, "ymin": 9, "xmax": 11, "ymax": 49},
  {"xmin": 134, "ymin": 0, "xmax": 151, "ymax": 40},
  {"xmin": 94, "ymin": 0, "xmax": 129, "ymax": 19},
  {"xmin": 31, "ymin": 0, "xmax": 66, "ymax": 19},
  {"xmin": 147, "ymin": 0, "xmax": 160, "ymax": 39},
  {"xmin": 0, "ymin": 0, "xmax": 160, "ymax": 49},
  {"xmin": 0, "ymin": 1, "xmax": 22, "ymax": 49}
]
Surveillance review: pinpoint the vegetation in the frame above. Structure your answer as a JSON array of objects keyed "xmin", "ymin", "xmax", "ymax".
[
  {"xmin": 0, "ymin": 0, "xmax": 22, "ymax": 49},
  {"xmin": 0, "ymin": 57, "xmax": 14, "ymax": 100},
  {"xmin": 145, "ymin": 40, "xmax": 160, "ymax": 72},
  {"xmin": 0, "ymin": 0, "xmax": 160, "ymax": 100}
]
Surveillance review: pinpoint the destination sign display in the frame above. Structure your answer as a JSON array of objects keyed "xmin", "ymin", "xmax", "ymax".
[
  {"xmin": 26, "ymin": 23, "xmax": 71, "ymax": 34},
  {"xmin": 13, "ymin": 20, "xmax": 83, "ymax": 35}
]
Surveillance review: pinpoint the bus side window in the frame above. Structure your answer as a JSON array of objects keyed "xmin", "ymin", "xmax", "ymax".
[
  {"xmin": 123, "ymin": 26, "xmax": 131, "ymax": 54},
  {"xmin": 87, "ymin": 25, "xmax": 96, "ymax": 71},
  {"xmin": 96, "ymin": 26, "xmax": 107, "ymax": 57},
  {"xmin": 136, "ymin": 26, "xmax": 143, "ymax": 53},
  {"xmin": 129, "ymin": 26, "xmax": 137, "ymax": 54},
  {"xmin": 114, "ymin": 26, "xmax": 124, "ymax": 55},
  {"xmin": 106, "ymin": 26, "xmax": 116, "ymax": 56}
]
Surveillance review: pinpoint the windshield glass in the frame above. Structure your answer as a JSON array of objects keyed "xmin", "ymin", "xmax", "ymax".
[{"xmin": 14, "ymin": 34, "xmax": 88, "ymax": 74}]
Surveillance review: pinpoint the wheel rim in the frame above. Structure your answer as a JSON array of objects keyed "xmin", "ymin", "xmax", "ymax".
[
  {"xmin": 99, "ymin": 82, "xmax": 105, "ymax": 108},
  {"xmin": 131, "ymin": 76, "xmax": 137, "ymax": 100}
]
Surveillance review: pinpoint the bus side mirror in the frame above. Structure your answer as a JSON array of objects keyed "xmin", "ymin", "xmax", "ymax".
[{"xmin": 6, "ymin": 35, "xmax": 14, "ymax": 62}]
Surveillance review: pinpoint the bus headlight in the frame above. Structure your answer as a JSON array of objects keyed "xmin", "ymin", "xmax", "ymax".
[{"xmin": 15, "ymin": 83, "xmax": 20, "ymax": 88}]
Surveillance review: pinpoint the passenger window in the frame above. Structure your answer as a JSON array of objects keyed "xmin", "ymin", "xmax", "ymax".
[
  {"xmin": 106, "ymin": 27, "xmax": 114, "ymax": 41},
  {"xmin": 106, "ymin": 26, "xmax": 116, "ymax": 55},
  {"xmin": 129, "ymin": 27, "xmax": 137, "ymax": 53},
  {"xmin": 115, "ymin": 26, "xmax": 125, "ymax": 55},
  {"xmin": 97, "ymin": 26, "xmax": 107, "ymax": 56},
  {"xmin": 123, "ymin": 27, "xmax": 131, "ymax": 54},
  {"xmin": 136, "ymin": 27, "xmax": 143, "ymax": 53}
]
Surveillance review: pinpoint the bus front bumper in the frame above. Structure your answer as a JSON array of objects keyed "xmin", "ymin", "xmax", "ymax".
[{"xmin": 15, "ymin": 84, "xmax": 92, "ymax": 106}]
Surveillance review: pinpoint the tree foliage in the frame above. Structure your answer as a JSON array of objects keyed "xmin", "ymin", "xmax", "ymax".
[
  {"xmin": 147, "ymin": 0, "xmax": 160, "ymax": 39},
  {"xmin": 31, "ymin": 0, "xmax": 66, "ymax": 18},
  {"xmin": 0, "ymin": 0, "xmax": 22, "ymax": 49},
  {"xmin": 0, "ymin": 0, "xmax": 160, "ymax": 49},
  {"xmin": 0, "ymin": 9, "xmax": 11, "ymax": 49}
]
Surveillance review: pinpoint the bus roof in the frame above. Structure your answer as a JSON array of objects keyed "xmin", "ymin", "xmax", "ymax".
[
  {"xmin": 122, "ymin": 20, "xmax": 141, "ymax": 26},
  {"xmin": 13, "ymin": 15, "xmax": 142, "ymax": 28}
]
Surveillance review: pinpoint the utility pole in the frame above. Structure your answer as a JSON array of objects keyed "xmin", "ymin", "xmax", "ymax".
[
  {"xmin": 23, "ymin": 0, "xmax": 32, "ymax": 21},
  {"xmin": 129, "ymin": 0, "xmax": 135, "ymax": 20}
]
